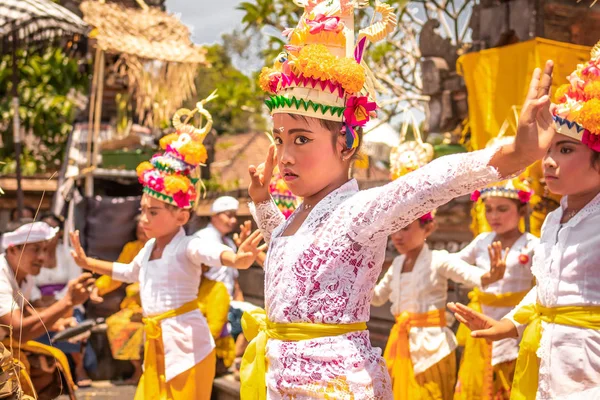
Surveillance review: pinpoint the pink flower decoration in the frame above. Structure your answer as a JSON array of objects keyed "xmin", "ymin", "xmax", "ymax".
[
  {"xmin": 172, "ymin": 190, "xmax": 191, "ymax": 208},
  {"xmin": 582, "ymin": 131, "xmax": 600, "ymax": 152},
  {"xmin": 582, "ymin": 60, "xmax": 600, "ymax": 78},
  {"xmin": 419, "ymin": 212, "xmax": 434, "ymax": 223},
  {"xmin": 305, "ymin": 14, "xmax": 341, "ymax": 35},
  {"xmin": 518, "ymin": 190, "xmax": 533, "ymax": 204},
  {"xmin": 344, "ymin": 96, "xmax": 377, "ymax": 127},
  {"xmin": 471, "ymin": 190, "xmax": 481, "ymax": 202}
]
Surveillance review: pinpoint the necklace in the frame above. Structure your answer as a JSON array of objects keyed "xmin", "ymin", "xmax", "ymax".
[
  {"xmin": 302, "ymin": 203, "xmax": 313, "ymax": 210},
  {"xmin": 564, "ymin": 208, "xmax": 580, "ymax": 220}
]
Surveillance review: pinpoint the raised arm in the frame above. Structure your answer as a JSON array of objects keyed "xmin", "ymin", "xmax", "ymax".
[
  {"xmin": 249, "ymin": 199, "xmax": 286, "ymax": 244},
  {"xmin": 440, "ymin": 243, "xmax": 507, "ymax": 288}
]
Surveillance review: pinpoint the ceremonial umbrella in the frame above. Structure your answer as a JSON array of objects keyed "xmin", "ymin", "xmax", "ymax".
[{"xmin": 0, "ymin": 0, "xmax": 88, "ymax": 219}]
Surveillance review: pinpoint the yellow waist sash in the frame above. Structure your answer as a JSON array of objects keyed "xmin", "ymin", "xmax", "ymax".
[
  {"xmin": 239, "ymin": 308, "xmax": 367, "ymax": 400},
  {"xmin": 510, "ymin": 303, "xmax": 600, "ymax": 400},
  {"xmin": 384, "ymin": 309, "xmax": 446, "ymax": 400},
  {"xmin": 141, "ymin": 295, "xmax": 202, "ymax": 398},
  {"xmin": 455, "ymin": 288, "xmax": 529, "ymax": 400}
]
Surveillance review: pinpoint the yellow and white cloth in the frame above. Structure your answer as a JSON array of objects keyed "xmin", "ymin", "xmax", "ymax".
[
  {"xmin": 372, "ymin": 245, "xmax": 485, "ymax": 375},
  {"xmin": 504, "ymin": 193, "xmax": 600, "ymax": 398},
  {"xmin": 112, "ymin": 228, "xmax": 231, "ymax": 383}
]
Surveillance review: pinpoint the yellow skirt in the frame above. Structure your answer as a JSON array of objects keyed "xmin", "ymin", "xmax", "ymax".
[
  {"xmin": 408, "ymin": 353, "xmax": 457, "ymax": 400},
  {"xmin": 454, "ymin": 356, "xmax": 517, "ymax": 400},
  {"xmin": 106, "ymin": 307, "xmax": 144, "ymax": 360},
  {"xmin": 134, "ymin": 332, "xmax": 215, "ymax": 400}
]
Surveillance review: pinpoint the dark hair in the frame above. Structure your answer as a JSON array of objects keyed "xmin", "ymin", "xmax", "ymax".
[
  {"xmin": 288, "ymin": 113, "xmax": 364, "ymax": 160},
  {"xmin": 39, "ymin": 213, "xmax": 64, "ymax": 231},
  {"xmin": 10, "ymin": 206, "xmax": 36, "ymax": 222}
]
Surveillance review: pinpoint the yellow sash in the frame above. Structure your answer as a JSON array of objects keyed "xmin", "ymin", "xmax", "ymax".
[
  {"xmin": 510, "ymin": 303, "xmax": 600, "ymax": 400},
  {"xmin": 239, "ymin": 308, "xmax": 367, "ymax": 400},
  {"xmin": 141, "ymin": 295, "xmax": 202, "ymax": 399},
  {"xmin": 455, "ymin": 288, "xmax": 529, "ymax": 400},
  {"xmin": 383, "ymin": 309, "xmax": 446, "ymax": 400}
]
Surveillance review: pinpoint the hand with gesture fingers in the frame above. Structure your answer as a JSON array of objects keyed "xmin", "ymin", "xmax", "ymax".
[
  {"xmin": 447, "ymin": 302, "xmax": 518, "ymax": 341},
  {"xmin": 65, "ymin": 273, "xmax": 95, "ymax": 306},
  {"xmin": 234, "ymin": 230, "xmax": 267, "ymax": 270},
  {"xmin": 248, "ymin": 144, "xmax": 276, "ymax": 204},
  {"xmin": 69, "ymin": 231, "xmax": 90, "ymax": 270},
  {"xmin": 481, "ymin": 241, "xmax": 508, "ymax": 286},
  {"xmin": 515, "ymin": 60, "xmax": 555, "ymax": 163},
  {"xmin": 233, "ymin": 220, "xmax": 252, "ymax": 248}
]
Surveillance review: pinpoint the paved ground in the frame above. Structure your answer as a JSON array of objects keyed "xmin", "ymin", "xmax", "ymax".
[{"xmin": 57, "ymin": 381, "xmax": 136, "ymax": 400}]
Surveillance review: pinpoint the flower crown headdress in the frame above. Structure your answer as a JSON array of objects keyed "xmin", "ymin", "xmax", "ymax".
[
  {"xmin": 553, "ymin": 40, "xmax": 600, "ymax": 151},
  {"xmin": 259, "ymin": 0, "xmax": 397, "ymax": 149},
  {"xmin": 136, "ymin": 91, "xmax": 218, "ymax": 209},
  {"xmin": 471, "ymin": 176, "xmax": 534, "ymax": 204}
]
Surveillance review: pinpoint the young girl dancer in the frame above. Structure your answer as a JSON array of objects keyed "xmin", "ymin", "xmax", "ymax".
[
  {"xmin": 372, "ymin": 211, "xmax": 507, "ymax": 400},
  {"xmin": 454, "ymin": 178, "xmax": 538, "ymax": 400},
  {"xmin": 69, "ymin": 98, "xmax": 265, "ymax": 400},
  {"xmin": 449, "ymin": 42, "xmax": 600, "ymax": 399},
  {"xmin": 240, "ymin": 0, "xmax": 555, "ymax": 398}
]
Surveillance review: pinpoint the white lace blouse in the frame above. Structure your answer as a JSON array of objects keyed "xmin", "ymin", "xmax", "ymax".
[
  {"xmin": 251, "ymin": 148, "xmax": 500, "ymax": 399},
  {"xmin": 455, "ymin": 232, "xmax": 538, "ymax": 365},
  {"xmin": 372, "ymin": 245, "xmax": 485, "ymax": 374},
  {"xmin": 505, "ymin": 193, "xmax": 600, "ymax": 399}
]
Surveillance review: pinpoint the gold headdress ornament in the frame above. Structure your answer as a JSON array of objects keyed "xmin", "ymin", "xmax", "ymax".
[
  {"xmin": 553, "ymin": 39, "xmax": 600, "ymax": 151},
  {"xmin": 259, "ymin": 0, "xmax": 397, "ymax": 149},
  {"xmin": 136, "ymin": 90, "xmax": 218, "ymax": 209}
]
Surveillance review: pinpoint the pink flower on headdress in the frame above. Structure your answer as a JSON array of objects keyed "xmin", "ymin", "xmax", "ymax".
[
  {"xmin": 344, "ymin": 96, "xmax": 377, "ymax": 127},
  {"xmin": 305, "ymin": 14, "xmax": 341, "ymax": 35},
  {"xmin": 419, "ymin": 212, "xmax": 434, "ymax": 223},
  {"xmin": 172, "ymin": 190, "xmax": 191, "ymax": 208},
  {"xmin": 582, "ymin": 131, "xmax": 600, "ymax": 152},
  {"xmin": 582, "ymin": 60, "xmax": 600, "ymax": 78},
  {"xmin": 284, "ymin": 45, "xmax": 301, "ymax": 55},
  {"xmin": 148, "ymin": 175, "xmax": 165, "ymax": 192},
  {"xmin": 518, "ymin": 190, "xmax": 533, "ymax": 204},
  {"xmin": 471, "ymin": 190, "xmax": 481, "ymax": 202}
]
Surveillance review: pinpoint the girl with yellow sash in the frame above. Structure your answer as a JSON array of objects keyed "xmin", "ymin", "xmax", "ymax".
[
  {"xmin": 372, "ymin": 212, "xmax": 507, "ymax": 400},
  {"xmin": 449, "ymin": 41, "xmax": 600, "ymax": 399},
  {"xmin": 68, "ymin": 96, "xmax": 265, "ymax": 400},
  {"xmin": 454, "ymin": 178, "xmax": 538, "ymax": 400},
  {"xmin": 244, "ymin": 0, "xmax": 556, "ymax": 395}
]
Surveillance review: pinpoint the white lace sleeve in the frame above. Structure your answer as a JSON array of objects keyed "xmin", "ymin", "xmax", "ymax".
[
  {"xmin": 349, "ymin": 147, "xmax": 501, "ymax": 243},
  {"xmin": 249, "ymin": 199, "xmax": 286, "ymax": 243}
]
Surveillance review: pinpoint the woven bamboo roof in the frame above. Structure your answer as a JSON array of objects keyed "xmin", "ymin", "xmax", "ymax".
[{"xmin": 80, "ymin": 0, "xmax": 206, "ymax": 64}]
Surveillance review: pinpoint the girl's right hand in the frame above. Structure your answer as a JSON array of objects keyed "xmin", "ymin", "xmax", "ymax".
[
  {"xmin": 481, "ymin": 241, "xmax": 508, "ymax": 286},
  {"xmin": 69, "ymin": 231, "xmax": 89, "ymax": 270},
  {"xmin": 248, "ymin": 144, "xmax": 276, "ymax": 204},
  {"xmin": 447, "ymin": 302, "xmax": 518, "ymax": 341}
]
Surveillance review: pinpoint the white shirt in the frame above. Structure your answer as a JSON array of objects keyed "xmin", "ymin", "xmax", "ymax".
[
  {"xmin": 372, "ymin": 245, "xmax": 485, "ymax": 374},
  {"xmin": 193, "ymin": 223, "xmax": 239, "ymax": 297},
  {"xmin": 112, "ymin": 228, "xmax": 231, "ymax": 381},
  {"xmin": 505, "ymin": 193, "xmax": 600, "ymax": 399},
  {"xmin": 34, "ymin": 243, "xmax": 81, "ymax": 300},
  {"xmin": 456, "ymin": 232, "xmax": 538, "ymax": 365},
  {"xmin": 0, "ymin": 254, "xmax": 41, "ymax": 340}
]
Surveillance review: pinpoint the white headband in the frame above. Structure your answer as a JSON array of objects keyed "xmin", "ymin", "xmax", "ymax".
[{"xmin": 2, "ymin": 222, "xmax": 58, "ymax": 249}]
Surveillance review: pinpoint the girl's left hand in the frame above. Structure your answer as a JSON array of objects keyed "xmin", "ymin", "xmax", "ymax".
[
  {"xmin": 514, "ymin": 60, "xmax": 555, "ymax": 163},
  {"xmin": 234, "ymin": 230, "xmax": 267, "ymax": 269},
  {"xmin": 447, "ymin": 302, "xmax": 518, "ymax": 341}
]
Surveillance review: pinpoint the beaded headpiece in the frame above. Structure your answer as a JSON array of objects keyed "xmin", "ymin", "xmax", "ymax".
[
  {"xmin": 136, "ymin": 91, "xmax": 217, "ymax": 209},
  {"xmin": 471, "ymin": 177, "xmax": 534, "ymax": 204},
  {"xmin": 553, "ymin": 40, "xmax": 600, "ymax": 151},
  {"xmin": 259, "ymin": 0, "xmax": 397, "ymax": 149}
]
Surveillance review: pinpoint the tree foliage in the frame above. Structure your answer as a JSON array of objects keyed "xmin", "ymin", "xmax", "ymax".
[
  {"xmin": 192, "ymin": 41, "xmax": 267, "ymax": 135},
  {"xmin": 0, "ymin": 48, "xmax": 88, "ymax": 174}
]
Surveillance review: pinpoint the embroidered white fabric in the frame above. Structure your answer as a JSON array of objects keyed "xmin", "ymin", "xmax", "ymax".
[
  {"xmin": 250, "ymin": 148, "xmax": 501, "ymax": 399},
  {"xmin": 505, "ymin": 193, "xmax": 600, "ymax": 398}
]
